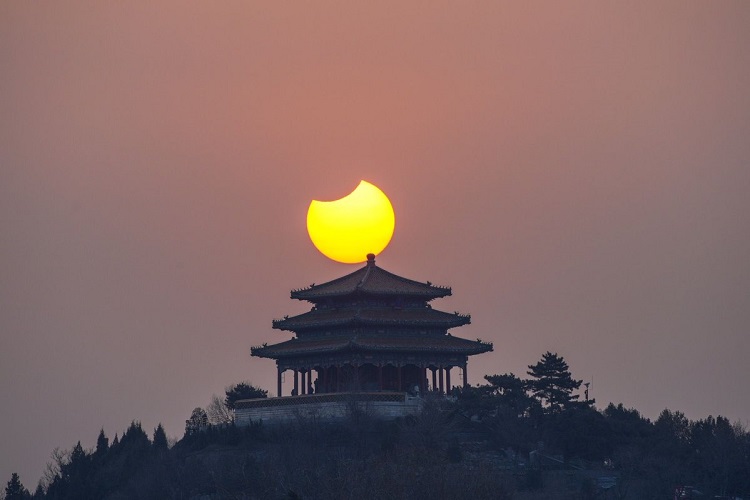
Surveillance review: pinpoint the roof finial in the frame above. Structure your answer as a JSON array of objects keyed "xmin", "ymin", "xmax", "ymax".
[{"xmin": 366, "ymin": 253, "xmax": 376, "ymax": 266}]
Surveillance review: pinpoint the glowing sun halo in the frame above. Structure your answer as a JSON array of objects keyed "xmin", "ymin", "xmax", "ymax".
[{"xmin": 307, "ymin": 180, "xmax": 395, "ymax": 264}]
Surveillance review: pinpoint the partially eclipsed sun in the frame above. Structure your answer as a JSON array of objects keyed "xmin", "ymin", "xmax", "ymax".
[{"xmin": 307, "ymin": 180, "xmax": 395, "ymax": 264}]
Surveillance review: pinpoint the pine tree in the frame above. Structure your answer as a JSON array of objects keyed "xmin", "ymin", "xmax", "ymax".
[
  {"xmin": 4, "ymin": 473, "xmax": 30, "ymax": 500},
  {"xmin": 484, "ymin": 373, "xmax": 536, "ymax": 417},
  {"xmin": 224, "ymin": 382, "xmax": 268, "ymax": 410},
  {"xmin": 153, "ymin": 423, "xmax": 169, "ymax": 451},
  {"xmin": 95, "ymin": 428, "xmax": 109, "ymax": 455},
  {"xmin": 526, "ymin": 352, "xmax": 583, "ymax": 413},
  {"xmin": 121, "ymin": 421, "xmax": 150, "ymax": 448}
]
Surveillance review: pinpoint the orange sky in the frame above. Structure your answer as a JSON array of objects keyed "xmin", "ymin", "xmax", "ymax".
[{"xmin": 2, "ymin": 1, "xmax": 749, "ymax": 487}]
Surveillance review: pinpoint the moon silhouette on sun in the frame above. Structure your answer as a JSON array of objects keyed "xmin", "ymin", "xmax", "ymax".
[{"xmin": 307, "ymin": 180, "xmax": 395, "ymax": 264}]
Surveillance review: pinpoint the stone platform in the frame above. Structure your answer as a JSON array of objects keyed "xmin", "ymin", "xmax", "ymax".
[{"xmin": 234, "ymin": 392, "xmax": 423, "ymax": 425}]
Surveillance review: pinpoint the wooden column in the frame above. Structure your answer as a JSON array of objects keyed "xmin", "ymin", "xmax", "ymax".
[
  {"xmin": 438, "ymin": 366, "xmax": 444, "ymax": 394},
  {"xmin": 277, "ymin": 367, "xmax": 283, "ymax": 397},
  {"xmin": 445, "ymin": 366, "xmax": 451, "ymax": 393},
  {"xmin": 463, "ymin": 363, "xmax": 468, "ymax": 388},
  {"xmin": 432, "ymin": 368, "xmax": 437, "ymax": 392},
  {"xmin": 293, "ymin": 369, "xmax": 299, "ymax": 395}
]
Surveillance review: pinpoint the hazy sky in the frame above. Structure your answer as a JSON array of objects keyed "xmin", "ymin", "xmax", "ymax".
[{"xmin": 2, "ymin": 2, "xmax": 749, "ymax": 487}]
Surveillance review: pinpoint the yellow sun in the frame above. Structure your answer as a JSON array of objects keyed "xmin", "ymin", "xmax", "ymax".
[{"xmin": 307, "ymin": 180, "xmax": 395, "ymax": 264}]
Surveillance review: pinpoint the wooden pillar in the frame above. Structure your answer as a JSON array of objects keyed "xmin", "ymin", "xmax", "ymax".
[
  {"xmin": 293, "ymin": 369, "xmax": 299, "ymax": 395},
  {"xmin": 277, "ymin": 367, "xmax": 283, "ymax": 397},
  {"xmin": 445, "ymin": 366, "xmax": 451, "ymax": 393},
  {"xmin": 431, "ymin": 368, "xmax": 437, "ymax": 392},
  {"xmin": 463, "ymin": 363, "xmax": 468, "ymax": 388},
  {"xmin": 438, "ymin": 366, "xmax": 444, "ymax": 394}
]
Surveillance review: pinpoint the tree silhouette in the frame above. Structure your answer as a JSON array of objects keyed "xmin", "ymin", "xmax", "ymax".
[
  {"xmin": 45, "ymin": 441, "xmax": 92, "ymax": 499},
  {"xmin": 120, "ymin": 421, "xmax": 150, "ymax": 449},
  {"xmin": 95, "ymin": 429, "xmax": 109, "ymax": 456},
  {"xmin": 207, "ymin": 394, "xmax": 234, "ymax": 425},
  {"xmin": 224, "ymin": 382, "xmax": 268, "ymax": 410},
  {"xmin": 484, "ymin": 372, "xmax": 536, "ymax": 417},
  {"xmin": 4, "ymin": 473, "xmax": 30, "ymax": 500},
  {"xmin": 526, "ymin": 352, "xmax": 583, "ymax": 413},
  {"xmin": 185, "ymin": 407, "xmax": 209, "ymax": 435},
  {"xmin": 153, "ymin": 423, "xmax": 169, "ymax": 451}
]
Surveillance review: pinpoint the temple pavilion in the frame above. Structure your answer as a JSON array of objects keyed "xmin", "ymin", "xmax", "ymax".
[{"xmin": 251, "ymin": 254, "xmax": 492, "ymax": 397}]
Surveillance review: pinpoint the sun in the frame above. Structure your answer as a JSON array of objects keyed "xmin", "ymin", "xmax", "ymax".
[{"xmin": 307, "ymin": 180, "xmax": 395, "ymax": 264}]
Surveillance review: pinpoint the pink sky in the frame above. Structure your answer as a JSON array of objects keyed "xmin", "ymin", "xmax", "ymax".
[{"xmin": 2, "ymin": 2, "xmax": 749, "ymax": 487}]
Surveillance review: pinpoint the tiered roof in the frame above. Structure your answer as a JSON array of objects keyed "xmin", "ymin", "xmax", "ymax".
[
  {"xmin": 253, "ymin": 334, "xmax": 493, "ymax": 358},
  {"xmin": 291, "ymin": 254, "xmax": 451, "ymax": 302},
  {"xmin": 251, "ymin": 254, "xmax": 492, "ymax": 361},
  {"xmin": 272, "ymin": 307, "xmax": 470, "ymax": 332}
]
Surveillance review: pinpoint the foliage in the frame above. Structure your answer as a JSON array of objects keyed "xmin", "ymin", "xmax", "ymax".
[
  {"xmin": 526, "ymin": 351, "xmax": 588, "ymax": 413},
  {"xmin": 4, "ymin": 473, "xmax": 30, "ymax": 500},
  {"xmin": 13, "ymin": 354, "xmax": 750, "ymax": 499},
  {"xmin": 224, "ymin": 381, "xmax": 268, "ymax": 410},
  {"xmin": 184, "ymin": 407, "xmax": 208, "ymax": 436},
  {"xmin": 541, "ymin": 406, "xmax": 612, "ymax": 460},
  {"xmin": 198, "ymin": 382, "xmax": 269, "ymax": 427},
  {"xmin": 44, "ymin": 441, "xmax": 93, "ymax": 499},
  {"xmin": 152, "ymin": 424, "xmax": 168, "ymax": 452},
  {"xmin": 94, "ymin": 429, "xmax": 108, "ymax": 456},
  {"xmin": 483, "ymin": 372, "xmax": 538, "ymax": 418}
]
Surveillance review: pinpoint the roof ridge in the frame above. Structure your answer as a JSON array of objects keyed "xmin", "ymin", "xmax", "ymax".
[
  {"xmin": 371, "ymin": 265, "xmax": 451, "ymax": 291},
  {"xmin": 290, "ymin": 260, "xmax": 452, "ymax": 301},
  {"xmin": 357, "ymin": 264, "xmax": 372, "ymax": 289}
]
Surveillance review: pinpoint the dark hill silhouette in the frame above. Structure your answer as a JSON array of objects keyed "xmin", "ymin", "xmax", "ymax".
[{"xmin": 7, "ymin": 355, "xmax": 750, "ymax": 499}]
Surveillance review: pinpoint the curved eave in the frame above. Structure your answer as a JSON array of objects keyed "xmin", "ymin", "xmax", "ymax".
[
  {"xmin": 251, "ymin": 336, "xmax": 493, "ymax": 359},
  {"xmin": 291, "ymin": 287, "xmax": 451, "ymax": 302},
  {"xmin": 272, "ymin": 310, "xmax": 471, "ymax": 332}
]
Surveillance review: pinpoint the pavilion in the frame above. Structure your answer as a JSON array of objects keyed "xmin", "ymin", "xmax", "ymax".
[{"xmin": 251, "ymin": 254, "xmax": 492, "ymax": 398}]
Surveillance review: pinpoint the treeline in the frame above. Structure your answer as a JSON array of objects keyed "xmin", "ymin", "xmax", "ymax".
[
  {"xmin": 4, "ymin": 352, "xmax": 750, "ymax": 499},
  {"xmin": 454, "ymin": 351, "xmax": 750, "ymax": 497},
  {"xmin": 5, "ymin": 412, "xmax": 514, "ymax": 499},
  {"xmin": 4, "ymin": 422, "xmax": 173, "ymax": 500}
]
